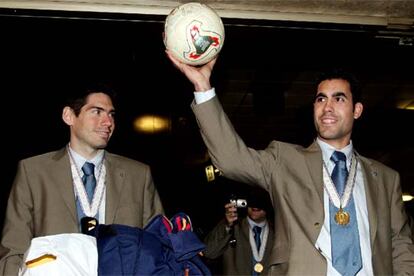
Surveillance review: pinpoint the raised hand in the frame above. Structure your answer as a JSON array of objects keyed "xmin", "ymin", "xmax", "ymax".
[
  {"xmin": 166, "ymin": 50, "xmax": 217, "ymax": 92},
  {"xmin": 224, "ymin": 202, "xmax": 238, "ymax": 227}
]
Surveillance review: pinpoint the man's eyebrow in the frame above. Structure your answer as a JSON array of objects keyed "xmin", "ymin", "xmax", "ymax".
[
  {"xmin": 314, "ymin": 91, "xmax": 348, "ymax": 99},
  {"xmin": 89, "ymin": 106, "xmax": 116, "ymax": 113},
  {"xmin": 314, "ymin": 92, "xmax": 327, "ymax": 101},
  {"xmin": 332, "ymin": 92, "xmax": 347, "ymax": 98}
]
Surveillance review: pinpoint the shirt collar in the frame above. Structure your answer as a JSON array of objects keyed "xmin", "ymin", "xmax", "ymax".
[
  {"xmin": 247, "ymin": 216, "xmax": 267, "ymax": 229},
  {"xmin": 68, "ymin": 144, "xmax": 105, "ymax": 170},
  {"xmin": 316, "ymin": 138, "xmax": 353, "ymax": 167}
]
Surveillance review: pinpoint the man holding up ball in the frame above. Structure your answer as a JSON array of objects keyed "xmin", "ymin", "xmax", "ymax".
[{"xmin": 166, "ymin": 50, "xmax": 414, "ymax": 275}]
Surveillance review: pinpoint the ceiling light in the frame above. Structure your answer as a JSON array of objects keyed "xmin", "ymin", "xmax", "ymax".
[
  {"xmin": 397, "ymin": 100, "xmax": 414, "ymax": 110},
  {"xmin": 405, "ymin": 102, "xmax": 414, "ymax": 110},
  {"xmin": 133, "ymin": 115, "xmax": 170, "ymax": 134}
]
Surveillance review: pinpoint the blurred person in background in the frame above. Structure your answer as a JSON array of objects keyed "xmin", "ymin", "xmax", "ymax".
[{"xmin": 204, "ymin": 187, "xmax": 274, "ymax": 275}]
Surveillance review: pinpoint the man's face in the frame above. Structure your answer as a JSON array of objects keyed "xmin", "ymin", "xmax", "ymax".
[
  {"xmin": 68, "ymin": 92, "xmax": 115, "ymax": 154},
  {"xmin": 313, "ymin": 78, "xmax": 363, "ymax": 149},
  {"xmin": 248, "ymin": 207, "xmax": 267, "ymax": 223}
]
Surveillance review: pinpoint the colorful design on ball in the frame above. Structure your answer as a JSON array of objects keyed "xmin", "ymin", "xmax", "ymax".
[
  {"xmin": 164, "ymin": 2, "xmax": 225, "ymax": 65},
  {"xmin": 184, "ymin": 21, "xmax": 221, "ymax": 62}
]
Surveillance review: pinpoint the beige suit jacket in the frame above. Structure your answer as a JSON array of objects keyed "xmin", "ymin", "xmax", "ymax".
[
  {"xmin": 0, "ymin": 148, "xmax": 164, "ymax": 275},
  {"xmin": 192, "ymin": 97, "xmax": 414, "ymax": 275}
]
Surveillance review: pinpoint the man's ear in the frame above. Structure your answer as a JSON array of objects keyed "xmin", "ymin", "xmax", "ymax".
[
  {"xmin": 353, "ymin": 102, "xmax": 363, "ymax": 119},
  {"xmin": 62, "ymin": 106, "xmax": 74, "ymax": 126}
]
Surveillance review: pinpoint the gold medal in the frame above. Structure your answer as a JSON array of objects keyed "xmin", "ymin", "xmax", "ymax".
[
  {"xmin": 335, "ymin": 208, "xmax": 350, "ymax": 226},
  {"xmin": 254, "ymin": 262, "xmax": 264, "ymax": 273}
]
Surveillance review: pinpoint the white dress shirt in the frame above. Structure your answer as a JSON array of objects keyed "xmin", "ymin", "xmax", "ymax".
[
  {"xmin": 316, "ymin": 139, "xmax": 373, "ymax": 276},
  {"xmin": 68, "ymin": 146, "xmax": 106, "ymax": 224}
]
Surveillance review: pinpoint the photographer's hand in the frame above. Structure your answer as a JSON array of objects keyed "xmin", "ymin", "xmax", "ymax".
[{"xmin": 224, "ymin": 203, "xmax": 238, "ymax": 226}]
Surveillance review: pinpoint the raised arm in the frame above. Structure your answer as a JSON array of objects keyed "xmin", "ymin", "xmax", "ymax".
[
  {"xmin": 166, "ymin": 49, "xmax": 277, "ymax": 191},
  {"xmin": 165, "ymin": 50, "xmax": 215, "ymax": 92}
]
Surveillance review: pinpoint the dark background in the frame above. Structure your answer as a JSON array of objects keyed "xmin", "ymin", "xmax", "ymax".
[{"xmin": 1, "ymin": 9, "xmax": 413, "ymax": 237}]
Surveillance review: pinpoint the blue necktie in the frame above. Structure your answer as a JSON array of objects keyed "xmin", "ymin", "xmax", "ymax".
[
  {"xmin": 253, "ymin": 226, "xmax": 262, "ymax": 251},
  {"xmin": 329, "ymin": 151, "xmax": 362, "ymax": 276},
  {"xmin": 82, "ymin": 162, "xmax": 96, "ymax": 203}
]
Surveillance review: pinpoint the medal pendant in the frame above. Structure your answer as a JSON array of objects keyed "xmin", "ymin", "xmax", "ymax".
[
  {"xmin": 254, "ymin": 262, "xmax": 264, "ymax": 273},
  {"xmin": 335, "ymin": 208, "xmax": 350, "ymax": 226}
]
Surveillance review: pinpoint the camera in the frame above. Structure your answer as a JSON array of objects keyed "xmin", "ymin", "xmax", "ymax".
[
  {"xmin": 229, "ymin": 197, "xmax": 247, "ymax": 208},
  {"xmin": 228, "ymin": 195, "xmax": 247, "ymax": 248}
]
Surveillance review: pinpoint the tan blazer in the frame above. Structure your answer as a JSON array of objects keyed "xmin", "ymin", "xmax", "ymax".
[
  {"xmin": 0, "ymin": 148, "xmax": 164, "ymax": 275},
  {"xmin": 192, "ymin": 97, "xmax": 414, "ymax": 275}
]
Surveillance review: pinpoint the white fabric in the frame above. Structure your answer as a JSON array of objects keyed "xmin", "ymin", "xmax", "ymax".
[
  {"xmin": 194, "ymin": 88, "xmax": 215, "ymax": 104},
  {"xmin": 316, "ymin": 139, "xmax": 373, "ymax": 276},
  {"xmin": 19, "ymin": 233, "xmax": 98, "ymax": 276}
]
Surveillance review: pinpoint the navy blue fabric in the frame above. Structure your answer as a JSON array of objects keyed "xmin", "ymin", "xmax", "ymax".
[
  {"xmin": 90, "ymin": 213, "xmax": 211, "ymax": 275},
  {"xmin": 145, "ymin": 213, "xmax": 211, "ymax": 276},
  {"xmin": 253, "ymin": 226, "xmax": 262, "ymax": 251},
  {"xmin": 94, "ymin": 224, "xmax": 172, "ymax": 275}
]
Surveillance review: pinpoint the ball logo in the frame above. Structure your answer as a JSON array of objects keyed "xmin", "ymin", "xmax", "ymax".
[{"xmin": 185, "ymin": 21, "xmax": 221, "ymax": 62}]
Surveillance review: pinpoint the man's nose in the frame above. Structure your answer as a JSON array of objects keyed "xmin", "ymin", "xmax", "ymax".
[
  {"xmin": 323, "ymin": 99, "xmax": 334, "ymax": 112},
  {"xmin": 101, "ymin": 113, "xmax": 113, "ymax": 126}
]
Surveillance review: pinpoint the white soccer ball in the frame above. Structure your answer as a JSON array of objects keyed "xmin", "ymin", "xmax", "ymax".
[{"xmin": 164, "ymin": 2, "xmax": 225, "ymax": 66}]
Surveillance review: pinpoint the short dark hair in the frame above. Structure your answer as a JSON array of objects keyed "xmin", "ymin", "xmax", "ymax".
[
  {"xmin": 247, "ymin": 186, "xmax": 274, "ymax": 216},
  {"xmin": 315, "ymin": 68, "xmax": 362, "ymax": 104},
  {"xmin": 65, "ymin": 81, "xmax": 117, "ymax": 116}
]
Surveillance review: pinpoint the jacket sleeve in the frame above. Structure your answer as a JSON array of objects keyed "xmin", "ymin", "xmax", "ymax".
[
  {"xmin": 390, "ymin": 172, "xmax": 414, "ymax": 274},
  {"xmin": 191, "ymin": 97, "xmax": 278, "ymax": 192},
  {"xmin": 0, "ymin": 161, "xmax": 34, "ymax": 275},
  {"xmin": 203, "ymin": 219, "xmax": 232, "ymax": 259}
]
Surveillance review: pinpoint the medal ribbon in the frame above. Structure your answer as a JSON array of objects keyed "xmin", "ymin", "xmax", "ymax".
[
  {"xmin": 249, "ymin": 223, "xmax": 269, "ymax": 263},
  {"xmin": 68, "ymin": 148, "xmax": 106, "ymax": 217}
]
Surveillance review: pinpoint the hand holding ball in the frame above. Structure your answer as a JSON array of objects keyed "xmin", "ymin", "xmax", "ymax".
[{"xmin": 164, "ymin": 2, "xmax": 225, "ymax": 66}]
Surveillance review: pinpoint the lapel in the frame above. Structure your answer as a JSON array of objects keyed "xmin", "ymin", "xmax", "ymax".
[
  {"xmin": 240, "ymin": 219, "xmax": 253, "ymax": 260},
  {"xmin": 358, "ymin": 155, "xmax": 378, "ymax": 247},
  {"xmin": 104, "ymin": 154, "xmax": 126, "ymax": 224},
  {"xmin": 303, "ymin": 141, "xmax": 324, "ymax": 205},
  {"xmin": 301, "ymin": 144, "xmax": 379, "ymax": 245},
  {"xmin": 51, "ymin": 148, "xmax": 78, "ymax": 225}
]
